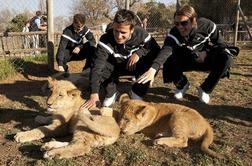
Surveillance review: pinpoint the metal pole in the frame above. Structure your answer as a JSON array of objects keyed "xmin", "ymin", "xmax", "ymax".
[
  {"xmin": 125, "ymin": 0, "xmax": 130, "ymax": 10},
  {"xmin": 238, "ymin": 5, "xmax": 252, "ymax": 41},
  {"xmin": 47, "ymin": 0, "xmax": 54, "ymax": 72},
  {"xmin": 233, "ymin": 0, "xmax": 240, "ymax": 46},
  {"xmin": 176, "ymin": 0, "xmax": 181, "ymax": 10}
]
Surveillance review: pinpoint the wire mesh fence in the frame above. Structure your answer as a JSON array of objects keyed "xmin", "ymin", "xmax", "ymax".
[{"xmin": 0, "ymin": 0, "xmax": 251, "ymax": 73}]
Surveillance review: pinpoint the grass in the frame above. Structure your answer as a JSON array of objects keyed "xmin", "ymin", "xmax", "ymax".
[
  {"xmin": 0, "ymin": 59, "xmax": 17, "ymax": 80},
  {"xmin": 0, "ymin": 54, "xmax": 48, "ymax": 80},
  {"xmin": 0, "ymin": 49, "xmax": 251, "ymax": 165}
]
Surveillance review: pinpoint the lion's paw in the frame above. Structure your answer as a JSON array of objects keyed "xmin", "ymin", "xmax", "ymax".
[
  {"xmin": 44, "ymin": 148, "xmax": 70, "ymax": 159},
  {"xmin": 14, "ymin": 131, "xmax": 34, "ymax": 143},
  {"xmin": 153, "ymin": 138, "xmax": 167, "ymax": 146},
  {"xmin": 41, "ymin": 141, "xmax": 69, "ymax": 151}
]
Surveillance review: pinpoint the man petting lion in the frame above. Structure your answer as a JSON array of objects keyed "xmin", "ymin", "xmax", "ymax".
[
  {"xmin": 14, "ymin": 78, "xmax": 120, "ymax": 159},
  {"xmin": 119, "ymin": 93, "xmax": 224, "ymax": 159}
]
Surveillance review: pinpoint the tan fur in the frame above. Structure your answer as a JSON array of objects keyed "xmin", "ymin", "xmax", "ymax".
[
  {"xmin": 119, "ymin": 94, "xmax": 223, "ymax": 159},
  {"xmin": 15, "ymin": 78, "xmax": 120, "ymax": 159}
]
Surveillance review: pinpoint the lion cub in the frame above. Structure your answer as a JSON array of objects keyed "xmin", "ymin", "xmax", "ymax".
[
  {"xmin": 15, "ymin": 78, "xmax": 120, "ymax": 159},
  {"xmin": 119, "ymin": 94, "xmax": 223, "ymax": 158}
]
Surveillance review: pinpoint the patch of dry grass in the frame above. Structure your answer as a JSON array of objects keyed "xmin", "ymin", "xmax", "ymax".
[{"xmin": 0, "ymin": 49, "xmax": 251, "ymax": 165}]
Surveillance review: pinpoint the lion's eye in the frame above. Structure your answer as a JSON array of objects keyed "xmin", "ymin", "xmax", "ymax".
[{"xmin": 124, "ymin": 118, "xmax": 130, "ymax": 122}]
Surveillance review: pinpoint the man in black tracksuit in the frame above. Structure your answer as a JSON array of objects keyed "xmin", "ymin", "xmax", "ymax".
[
  {"xmin": 56, "ymin": 14, "xmax": 96, "ymax": 72},
  {"xmin": 83, "ymin": 9, "xmax": 160, "ymax": 109},
  {"xmin": 138, "ymin": 5, "xmax": 233, "ymax": 104}
]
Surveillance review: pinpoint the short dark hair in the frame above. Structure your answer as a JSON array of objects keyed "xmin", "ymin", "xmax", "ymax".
[
  {"xmin": 36, "ymin": 11, "xmax": 42, "ymax": 16},
  {"xmin": 73, "ymin": 14, "xmax": 86, "ymax": 24},
  {"xmin": 113, "ymin": 9, "xmax": 136, "ymax": 29}
]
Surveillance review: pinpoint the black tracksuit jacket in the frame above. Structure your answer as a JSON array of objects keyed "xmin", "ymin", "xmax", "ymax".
[
  {"xmin": 151, "ymin": 17, "xmax": 227, "ymax": 71},
  {"xmin": 56, "ymin": 24, "xmax": 96, "ymax": 66},
  {"xmin": 90, "ymin": 26, "xmax": 160, "ymax": 94},
  {"xmin": 151, "ymin": 17, "xmax": 231, "ymax": 93}
]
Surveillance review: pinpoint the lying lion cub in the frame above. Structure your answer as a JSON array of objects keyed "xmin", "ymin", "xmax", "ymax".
[
  {"xmin": 15, "ymin": 78, "xmax": 120, "ymax": 159},
  {"xmin": 119, "ymin": 94, "xmax": 223, "ymax": 159}
]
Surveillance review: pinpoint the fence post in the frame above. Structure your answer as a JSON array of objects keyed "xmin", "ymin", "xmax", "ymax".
[
  {"xmin": 125, "ymin": 0, "xmax": 130, "ymax": 10},
  {"xmin": 47, "ymin": 0, "xmax": 54, "ymax": 72},
  {"xmin": 233, "ymin": 0, "xmax": 240, "ymax": 46}
]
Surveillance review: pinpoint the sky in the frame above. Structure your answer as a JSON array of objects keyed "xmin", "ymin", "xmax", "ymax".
[{"xmin": 0, "ymin": 0, "xmax": 176, "ymax": 18}]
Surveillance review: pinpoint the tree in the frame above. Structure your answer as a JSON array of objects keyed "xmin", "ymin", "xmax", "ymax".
[
  {"xmin": 137, "ymin": 2, "xmax": 176, "ymax": 32},
  {"xmin": 71, "ymin": 0, "xmax": 144, "ymax": 26},
  {"xmin": 0, "ymin": 9, "xmax": 15, "ymax": 32},
  {"xmin": 38, "ymin": 0, "xmax": 47, "ymax": 14},
  {"xmin": 190, "ymin": 0, "xmax": 237, "ymax": 24},
  {"xmin": 72, "ymin": 0, "xmax": 114, "ymax": 26},
  {"xmin": 7, "ymin": 14, "xmax": 28, "ymax": 32}
]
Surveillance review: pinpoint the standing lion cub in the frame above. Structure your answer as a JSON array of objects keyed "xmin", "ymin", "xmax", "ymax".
[
  {"xmin": 14, "ymin": 78, "xmax": 120, "ymax": 159},
  {"xmin": 119, "ymin": 94, "xmax": 223, "ymax": 158}
]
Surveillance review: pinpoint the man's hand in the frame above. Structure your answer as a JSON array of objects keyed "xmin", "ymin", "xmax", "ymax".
[
  {"xmin": 137, "ymin": 67, "xmax": 157, "ymax": 87},
  {"xmin": 81, "ymin": 93, "xmax": 101, "ymax": 110},
  {"xmin": 58, "ymin": 65, "xmax": 65, "ymax": 72},
  {"xmin": 72, "ymin": 47, "xmax": 81, "ymax": 54},
  {"xmin": 195, "ymin": 51, "xmax": 207, "ymax": 63},
  {"xmin": 127, "ymin": 53, "xmax": 139, "ymax": 71}
]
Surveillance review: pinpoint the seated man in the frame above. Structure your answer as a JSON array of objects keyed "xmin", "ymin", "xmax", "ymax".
[
  {"xmin": 137, "ymin": 5, "xmax": 236, "ymax": 104},
  {"xmin": 56, "ymin": 13, "xmax": 96, "ymax": 72},
  {"xmin": 82, "ymin": 9, "xmax": 160, "ymax": 109}
]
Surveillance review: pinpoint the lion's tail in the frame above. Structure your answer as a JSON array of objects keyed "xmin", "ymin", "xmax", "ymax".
[{"xmin": 201, "ymin": 126, "xmax": 224, "ymax": 159}]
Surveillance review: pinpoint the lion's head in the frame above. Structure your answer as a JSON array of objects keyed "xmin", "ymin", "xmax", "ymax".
[
  {"xmin": 46, "ymin": 77, "xmax": 83, "ymax": 113},
  {"xmin": 118, "ymin": 93, "xmax": 157, "ymax": 135}
]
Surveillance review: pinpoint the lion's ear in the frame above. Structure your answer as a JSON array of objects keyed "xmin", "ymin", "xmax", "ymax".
[
  {"xmin": 68, "ymin": 89, "xmax": 81, "ymax": 97},
  {"xmin": 48, "ymin": 76, "xmax": 56, "ymax": 87},
  {"xmin": 119, "ymin": 93, "xmax": 130, "ymax": 104}
]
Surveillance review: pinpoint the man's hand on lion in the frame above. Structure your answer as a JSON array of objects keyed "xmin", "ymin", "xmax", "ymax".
[
  {"xmin": 137, "ymin": 67, "xmax": 156, "ymax": 87},
  {"xmin": 82, "ymin": 93, "xmax": 101, "ymax": 110}
]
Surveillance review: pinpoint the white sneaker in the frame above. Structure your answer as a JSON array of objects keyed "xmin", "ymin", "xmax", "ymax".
[
  {"xmin": 103, "ymin": 92, "xmax": 118, "ymax": 107},
  {"xmin": 174, "ymin": 82, "xmax": 190, "ymax": 100},
  {"xmin": 130, "ymin": 90, "xmax": 142, "ymax": 100},
  {"xmin": 197, "ymin": 87, "xmax": 210, "ymax": 104}
]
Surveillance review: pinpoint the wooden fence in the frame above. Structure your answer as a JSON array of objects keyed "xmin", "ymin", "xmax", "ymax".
[
  {"xmin": 0, "ymin": 31, "xmax": 102, "ymax": 57},
  {"xmin": 0, "ymin": 30, "xmax": 250, "ymax": 58}
]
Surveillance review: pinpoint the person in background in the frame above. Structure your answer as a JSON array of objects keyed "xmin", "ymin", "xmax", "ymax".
[
  {"xmin": 137, "ymin": 5, "xmax": 233, "ymax": 104},
  {"xmin": 29, "ymin": 11, "xmax": 47, "ymax": 54},
  {"xmin": 82, "ymin": 9, "xmax": 160, "ymax": 109},
  {"xmin": 22, "ymin": 21, "xmax": 31, "ymax": 49},
  {"xmin": 56, "ymin": 13, "xmax": 96, "ymax": 72}
]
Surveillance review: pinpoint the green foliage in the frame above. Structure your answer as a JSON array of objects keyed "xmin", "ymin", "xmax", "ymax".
[
  {"xmin": 24, "ymin": 53, "xmax": 48, "ymax": 63},
  {"xmin": 0, "ymin": 59, "xmax": 17, "ymax": 80},
  {"xmin": 7, "ymin": 14, "xmax": 28, "ymax": 32},
  {"xmin": 0, "ymin": 54, "xmax": 47, "ymax": 80}
]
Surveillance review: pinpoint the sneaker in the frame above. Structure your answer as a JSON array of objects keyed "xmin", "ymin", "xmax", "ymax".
[
  {"xmin": 103, "ymin": 92, "xmax": 118, "ymax": 107},
  {"xmin": 174, "ymin": 82, "xmax": 190, "ymax": 100},
  {"xmin": 130, "ymin": 90, "xmax": 142, "ymax": 100},
  {"xmin": 197, "ymin": 87, "xmax": 210, "ymax": 104}
]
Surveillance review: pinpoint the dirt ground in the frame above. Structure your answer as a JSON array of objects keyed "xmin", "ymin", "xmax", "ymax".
[{"xmin": 0, "ymin": 50, "xmax": 251, "ymax": 166}]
